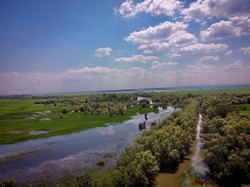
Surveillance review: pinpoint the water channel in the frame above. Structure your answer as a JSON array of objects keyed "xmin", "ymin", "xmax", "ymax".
[
  {"xmin": 0, "ymin": 106, "xmax": 175, "ymax": 184},
  {"xmin": 156, "ymin": 114, "xmax": 212, "ymax": 187},
  {"xmin": 181, "ymin": 114, "xmax": 212, "ymax": 187}
]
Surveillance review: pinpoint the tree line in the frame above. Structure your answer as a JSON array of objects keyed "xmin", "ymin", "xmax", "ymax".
[
  {"xmin": 76, "ymin": 98, "xmax": 199, "ymax": 187},
  {"xmin": 1, "ymin": 92, "xmax": 250, "ymax": 187},
  {"xmin": 200, "ymin": 95, "xmax": 250, "ymax": 187}
]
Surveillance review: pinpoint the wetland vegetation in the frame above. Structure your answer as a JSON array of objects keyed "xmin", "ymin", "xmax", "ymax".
[
  {"xmin": 0, "ymin": 93, "xmax": 155, "ymax": 144},
  {"xmin": 0, "ymin": 88, "xmax": 250, "ymax": 187}
]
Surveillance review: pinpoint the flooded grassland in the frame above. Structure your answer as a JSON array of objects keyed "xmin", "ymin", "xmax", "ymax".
[
  {"xmin": 0, "ymin": 96, "xmax": 174, "ymax": 184},
  {"xmin": 156, "ymin": 114, "xmax": 218, "ymax": 187}
]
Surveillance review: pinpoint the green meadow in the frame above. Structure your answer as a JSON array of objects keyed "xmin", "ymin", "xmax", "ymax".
[
  {"xmin": 1, "ymin": 88, "xmax": 249, "ymax": 145},
  {"xmin": 234, "ymin": 104, "xmax": 250, "ymax": 116},
  {"xmin": 174, "ymin": 88, "xmax": 250, "ymax": 95},
  {"xmin": 0, "ymin": 99, "xmax": 154, "ymax": 144}
]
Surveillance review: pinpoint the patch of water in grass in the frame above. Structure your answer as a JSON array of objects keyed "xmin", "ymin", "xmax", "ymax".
[
  {"xmin": 28, "ymin": 131, "xmax": 48, "ymax": 135},
  {"xmin": 27, "ymin": 111, "xmax": 52, "ymax": 120},
  {"xmin": 39, "ymin": 118, "xmax": 51, "ymax": 121},
  {"xmin": 10, "ymin": 131, "xmax": 22, "ymax": 134},
  {"xmin": 0, "ymin": 106, "xmax": 175, "ymax": 185}
]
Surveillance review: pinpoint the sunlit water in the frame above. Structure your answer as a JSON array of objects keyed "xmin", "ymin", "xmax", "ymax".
[
  {"xmin": 191, "ymin": 114, "xmax": 209, "ymax": 174},
  {"xmin": 182, "ymin": 114, "xmax": 210, "ymax": 187},
  {"xmin": 0, "ymin": 107, "xmax": 174, "ymax": 184}
]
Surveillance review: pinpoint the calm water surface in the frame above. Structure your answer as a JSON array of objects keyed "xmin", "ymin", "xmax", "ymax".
[
  {"xmin": 181, "ymin": 114, "xmax": 210, "ymax": 187},
  {"xmin": 191, "ymin": 114, "xmax": 209, "ymax": 174},
  {"xmin": 0, "ymin": 107, "xmax": 174, "ymax": 184}
]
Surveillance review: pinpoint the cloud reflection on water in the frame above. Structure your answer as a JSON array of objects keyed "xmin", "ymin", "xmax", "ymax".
[{"xmin": 98, "ymin": 126, "xmax": 115, "ymax": 136}]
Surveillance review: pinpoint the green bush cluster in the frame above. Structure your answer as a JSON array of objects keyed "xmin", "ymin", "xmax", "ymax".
[
  {"xmin": 201, "ymin": 97, "xmax": 250, "ymax": 187},
  {"xmin": 151, "ymin": 92, "xmax": 189, "ymax": 108},
  {"xmin": 0, "ymin": 178, "xmax": 15, "ymax": 187},
  {"xmin": 76, "ymin": 98, "xmax": 199, "ymax": 187}
]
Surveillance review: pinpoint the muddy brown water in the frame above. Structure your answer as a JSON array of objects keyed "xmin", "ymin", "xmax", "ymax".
[{"xmin": 156, "ymin": 114, "xmax": 215, "ymax": 187}]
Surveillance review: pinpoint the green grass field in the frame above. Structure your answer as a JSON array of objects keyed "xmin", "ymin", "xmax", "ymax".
[
  {"xmin": 1, "ymin": 88, "xmax": 249, "ymax": 145},
  {"xmin": 0, "ymin": 99, "xmax": 155, "ymax": 144},
  {"xmin": 234, "ymin": 104, "xmax": 250, "ymax": 116},
  {"xmin": 174, "ymin": 88, "xmax": 250, "ymax": 95}
]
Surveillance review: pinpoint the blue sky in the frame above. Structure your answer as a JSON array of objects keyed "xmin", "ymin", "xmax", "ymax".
[{"xmin": 0, "ymin": 0, "xmax": 250, "ymax": 94}]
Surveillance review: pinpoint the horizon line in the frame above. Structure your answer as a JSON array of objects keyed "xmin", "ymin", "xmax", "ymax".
[{"xmin": 1, "ymin": 83, "xmax": 250, "ymax": 96}]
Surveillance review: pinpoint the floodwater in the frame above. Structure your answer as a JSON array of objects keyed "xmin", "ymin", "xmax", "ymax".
[
  {"xmin": 156, "ymin": 114, "xmax": 211, "ymax": 187},
  {"xmin": 181, "ymin": 114, "xmax": 212, "ymax": 187},
  {"xmin": 0, "ymin": 106, "xmax": 175, "ymax": 184},
  {"xmin": 190, "ymin": 114, "xmax": 209, "ymax": 174}
]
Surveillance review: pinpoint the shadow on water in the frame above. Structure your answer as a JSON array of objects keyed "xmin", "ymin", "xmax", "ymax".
[{"xmin": 0, "ymin": 106, "xmax": 175, "ymax": 184}]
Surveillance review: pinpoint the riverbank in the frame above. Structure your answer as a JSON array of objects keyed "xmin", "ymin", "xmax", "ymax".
[
  {"xmin": 0, "ymin": 105, "xmax": 173, "ymax": 185},
  {"xmin": 63, "ymin": 98, "xmax": 199, "ymax": 187},
  {"xmin": 2, "ymin": 91, "xmax": 249, "ymax": 186},
  {"xmin": 0, "ymin": 98, "xmax": 155, "ymax": 144},
  {"xmin": 155, "ymin": 141, "xmax": 197, "ymax": 187},
  {"xmin": 155, "ymin": 114, "xmax": 207, "ymax": 187}
]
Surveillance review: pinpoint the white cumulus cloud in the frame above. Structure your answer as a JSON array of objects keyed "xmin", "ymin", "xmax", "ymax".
[
  {"xmin": 125, "ymin": 21, "xmax": 188, "ymax": 44},
  {"xmin": 225, "ymin": 50, "xmax": 233, "ymax": 55},
  {"xmin": 115, "ymin": 54, "xmax": 159, "ymax": 63},
  {"xmin": 170, "ymin": 53, "xmax": 182, "ymax": 59},
  {"xmin": 116, "ymin": 0, "xmax": 183, "ymax": 18},
  {"xmin": 168, "ymin": 31, "xmax": 198, "ymax": 47},
  {"xmin": 178, "ymin": 43, "xmax": 228, "ymax": 54},
  {"xmin": 127, "ymin": 67, "xmax": 152, "ymax": 79},
  {"xmin": 223, "ymin": 60, "xmax": 250, "ymax": 70},
  {"xmin": 199, "ymin": 56, "xmax": 219, "ymax": 63},
  {"xmin": 201, "ymin": 16, "xmax": 250, "ymax": 41},
  {"xmin": 183, "ymin": 0, "xmax": 250, "ymax": 22},
  {"xmin": 65, "ymin": 67, "xmax": 118, "ymax": 74},
  {"xmin": 241, "ymin": 46, "xmax": 250, "ymax": 55},
  {"xmin": 138, "ymin": 42, "xmax": 170, "ymax": 53},
  {"xmin": 187, "ymin": 64, "xmax": 217, "ymax": 73},
  {"xmin": 95, "ymin": 47, "xmax": 112, "ymax": 57},
  {"xmin": 136, "ymin": 31, "xmax": 197, "ymax": 54},
  {"xmin": 151, "ymin": 61, "xmax": 178, "ymax": 70}
]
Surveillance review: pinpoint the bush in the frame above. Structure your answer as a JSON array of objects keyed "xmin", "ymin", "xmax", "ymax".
[
  {"xmin": 96, "ymin": 160, "xmax": 106, "ymax": 167},
  {"xmin": 1, "ymin": 178, "xmax": 15, "ymax": 187},
  {"xmin": 61, "ymin": 108, "xmax": 68, "ymax": 114},
  {"xmin": 77, "ymin": 173, "xmax": 94, "ymax": 187},
  {"xmin": 202, "ymin": 103, "xmax": 250, "ymax": 186}
]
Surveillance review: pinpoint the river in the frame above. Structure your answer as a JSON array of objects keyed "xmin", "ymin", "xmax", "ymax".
[
  {"xmin": 181, "ymin": 114, "xmax": 216, "ymax": 187},
  {"xmin": 156, "ymin": 114, "xmax": 214, "ymax": 187},
  {"xmin": 0, "ymin": 106, "xmax": 175, "ymax": 184},
  {"xmin": 190, "ymin": 114, "xmax": 209, "ymax": 174}
]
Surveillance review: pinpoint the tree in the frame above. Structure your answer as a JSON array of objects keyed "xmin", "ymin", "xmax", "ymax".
[
  {"xmin": 1, "ymin": 178, "xmax": 15, "ymax": 187},
  {"xmin": 116, "ymin": 163, "xmax": 149, "ymax": 187},
  {"xmin": 77, "ymin": 173, "xmax": 94, "ymax": 187},
  {"xmin": 61, "ymin": 108, "xmax": 68, "ymax": 114},
  {"xmin": 139, "ymin": 99, "xmax": 150, "ymax": 108},
  {"xmin": 202, "ymin": 109, "xmax": 250, "ymax": 186},
  {"xmin": 133, "ymin": 150, "xmax": 159, "ymax": 182}
]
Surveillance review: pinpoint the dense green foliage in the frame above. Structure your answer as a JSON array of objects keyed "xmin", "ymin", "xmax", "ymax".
[
  {"xmin": 0, "ymin": 178, "xmax": 15, "ymax": 187},
  {"xmin": 0, "ymin": 93, "xmax": 155, "ymax": 144},
  {"xmin": 1, "ymin": 90, "xmax": 250, "ymax": 186},
  {"xmin": 201, "ymin": 96, "xmax": 250, "ymax": 187},
  {"xmin": 174, "ymin": 88, "xmax": 250, "ymax": 95},
  {"xmin": 75, "ymin": 98, "xmax": 199, "ymax": 187}
]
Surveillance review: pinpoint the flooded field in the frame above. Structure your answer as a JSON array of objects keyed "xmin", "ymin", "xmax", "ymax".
[
  {"xmin": 156, "ymin": 114, "xmax": 216, "ymax": 187},
  {"xmin": 0, "ymin": 107, "xmax": 174, "ymax": 184},
  {"xmin": 181, "ymin": 114, "xmax": 215, "ymax": 187}
]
